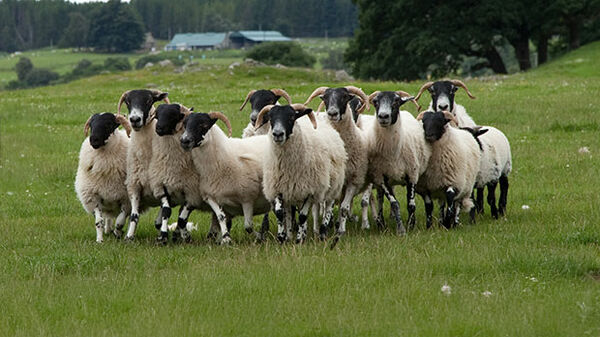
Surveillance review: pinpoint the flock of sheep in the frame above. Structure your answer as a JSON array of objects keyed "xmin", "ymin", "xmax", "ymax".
[{"xmin": 75, "ymin": 80, "xmax": 512, "ymax": 248}]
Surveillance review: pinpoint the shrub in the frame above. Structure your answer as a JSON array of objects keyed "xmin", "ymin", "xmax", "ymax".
[
  {"xmin": 245, "ymin": 42, "xmax": 316, "ymax": 68},
  {"xmin": 24, "ymin": 68, "xmax": 59, "ymax": 87},
  {"xmin": 135, "ymin": 54, "xmax": 185, "ymax": 69},
  {"xmin": 15, "ymin": 57, "xmax": 33, "ymax": 81},
  {"xmin": 103, "ymin": 57, "xmax": 131, "ymax": 71}
]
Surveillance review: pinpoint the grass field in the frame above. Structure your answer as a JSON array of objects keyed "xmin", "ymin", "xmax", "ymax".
[{"xmin": 1, "ymin": 41, "xmax": 599, "ymax": 336}]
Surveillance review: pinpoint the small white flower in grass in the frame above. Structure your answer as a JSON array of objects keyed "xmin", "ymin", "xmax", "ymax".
[
  {"xmin": 441, "ymin": 284, "xmax": 451, "ymax": 295},
  {"xmin": 566, "ymin": 164, "xmax": 570, "ymax": 168},
  {"xmin": 20, "ymin": 154, "xmax": 25, "ymax": 158},
  {"xmin": 578, "ymin": 147, "xmax": 590, "ymax": 154},
  {"xmin": 7, "ymin": 191, "xmax": 14, "ymax": 196},
  {"xmin": 482, "ymin": 291, "xmax": 492, "ymax": 297},
  {"xmin": 522, "ymin": 205, "xmax": 530, "ymax": 210},
  {"xmin": 528, "ymin": 276, "xmax": 538, "ymax": 282}
]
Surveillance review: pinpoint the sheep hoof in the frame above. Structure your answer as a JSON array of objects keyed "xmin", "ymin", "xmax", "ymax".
[
  {"xmin": 329, "ymin": 236, "xmax": 340, "ymax": 250},
  {"xmin": 376, "ymin": 217, "xmax": 385, "ymax": 229},
  {"xmin": 396, "ymin": 224, "xmax": 407, "ymax": 236},
  {"xmin": 220, "ymin": 235, "xmax": 232, "ymax": 245},
  {"xmin": 123, "ymin": 235, "xmax": 135, "ymax": 243},
  {"xmin": 155, "ymin": 232, "xmax": 169, "ymax": 245},
  {"xmin": 112, "ymin": 229, "xmax": 124, "ymax": 239},
  {"xmin": 276, "ymin": 232, "xmax": 287, "ymax": 244},
  {"xmin": 245, "ymin": 227, "xmax": 254, "ymax": 235},
  {"xmin": 96, "ymin": 239, "xmax": 104, "ymax": 244}
]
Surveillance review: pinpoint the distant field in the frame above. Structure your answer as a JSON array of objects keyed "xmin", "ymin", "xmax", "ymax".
[{"xmin": 0, "ymin": 41, "xmax": 599, "ymax": 336}]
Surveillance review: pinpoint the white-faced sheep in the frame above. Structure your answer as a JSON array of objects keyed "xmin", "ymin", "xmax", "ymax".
[
  {"xmin": 75, "ymin": 113, "xmax": 132, "ymax": 242},
  {"xmin": 365, "ymin": 90, "xmax": 430, "ymax": 234},
  {"xmin": 116, "ymin": 89, "xmax": 170, "ymax": 241},
  {"xmin": 255, "ymin": 104, "xmax": 347, "ymax": 243},
  {"xmin": 240, "ymin": 89, "xmax": 292, "ymax": 138},
  {"xmin": 180, "ymin": 111, "xmax": 272, "ymax": 244},
  {"xmin": 304, "ymin": 86, "xmax": 371, "ymax": 246},
  {"xmin": 416, "ymin": 110, "xmax": 482, "ymax": 228},
  {"xmin": 414, "ymin": 80, "xmax": 477, "ymax": 127},
  {"xmin": 460, "ymin": 126, "xmax": 512, "ymax": 219}
]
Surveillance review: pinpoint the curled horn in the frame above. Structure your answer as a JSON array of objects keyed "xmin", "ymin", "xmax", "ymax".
[
  {"xmin": 367, "ymin": 91, "xmax": 381, "ymax": 106},
  {"xmin": 316, "ymin": 101, "xmax": 325, "ymax": 113},
  {"xmin": 345, "ymin": 86, "xmax": 370, "ymax": 114},
  {"xmin": 114, "ymin": 113, "xmax": 132, "ymax": 137},
  {"xmin": 117, "ymin": 90, "xmax": 130, "ymax": 116},
  {"xmin": 442, "ymin": 111, "xmax": 459, "ymax": 127},
  {"xmin": 83, "ymin": 116, "xmax": 93, "ymax": 137},
  {"xmin": 416, "ymin": 111, "xmax": 425, "ymax": 121},
  {"xmin": 291, "ymin": 103, "xmax": 317, "ymax": 129},
  {"xmin": 208, "ymin": 111, "xmax": 232, "ymax": 137},
  {"xmin": 414, "ymin": 81, "xmax": 434, "ymax": 103},
  {"xmin": 255, "ymin": 104, "xmax": 275, "ymax": 130},
  {"xmin": 304, "ymin": 86, "xmax": 329, "ymax": 106},
  {"xmin": 450, "ymin": 79, "xmax": 476, "ymax": 99},
  {"xmin": 239, "ymin": 90, "xmax": 257, "ymax": 111},
  {"xmin": 396, "ymin": 90, "xmax": 421, "ymax": 111},
  {"xmin": 270, "ymin": 88, "xmax": 292, "ymax": 104},
  {"xmin": 179, "ymin": 104, "xmax": 193, "ymax": 117}
]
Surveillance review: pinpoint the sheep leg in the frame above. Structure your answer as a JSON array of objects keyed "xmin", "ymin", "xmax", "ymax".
[
  {"xmin": 205, "ymin": 198, "xmax": 231, "ymax": 245},
  {"xmin": 423, "ymin": 194, "xmax": 434, "ymax": 229},
  {"xmin": 296, "ymin": 199, "xmax": 311, "ymax": 244},
  {"xmin": 113, "ymin": 208, "xmax": 127, "ymax": 239},
  {"xmin": 406, "ymin": 181, "xmax": 416, "ymax": 230},
  {"xmin": 312, "ymin": 203, "xmax": 320, "ymax": 236},
  {"xmin": 258, "ymin": 213, "xmax": 270, "ymax": 242},
  {"xmin": 104, "ymin": 218, "xmax": 113, "ymax": 234},
  {"xmin": 290, "ymin": 205, "xmax": 298, "ymax": 235},
  {"xmin": 242, "ymin": 202, "xmax": 256, "ymax": 239},
  {"xmin": 498, "ymin": 175, "xmax": 509, "ymax": 217},
  {"xmin": 360, "ymin": 185, "xmax": 372, "ymax": 229},
  {"xmin": 331, "ymin": 186, "xmax": 356, "ymax": 249},
  {"xmin": 443, "ymin": 187, "xmax": 457, "ymax": 229},
  {"xmin": 476, "ymin": 187, "xmax": 485, "ymax": 214},
  {"xmin": 454, "ymin": 201, "xmax": 461, "ymax": 227},
  {"xmin": 381, "ymin": 181, "xmax": 406, "ymax": 235},
  {"xmin": 438, "ymin": 203, "xmax": 445, "ymax": 227},
  {"xmin": 207, "ymin": 212, "xmax": 220, "ymax": 241},
  {"xmin": 319, "ymin": 200, "xmax": 335, "ymax": 241},
  {"xmin": 274, "ymin": 194, "xmax": 287, "ymax": 243},
  {"xmin": 487, "ymin": 182, "xmax": 498, "ymax": 219},
  {"xmin": 93, "ymin": 206, "xmax": 104, "ymax": 243},
  {"xmin": 173, "ymin": 203, "xmax": 193, "ymax": 243},
  {"xmin": 125, "ymin": 193, "xmax": 140, "ymax": 241},
  {"xmin": 375, "ymin": 186, "xmax": 386, "ymax": 229},
  {"xmin": 469, "ymin": 190, "xmax": 477, "ymax": 223},
  {"xmin": 155, "ymin": 195, "xmax": 172, "ymax": 245}
]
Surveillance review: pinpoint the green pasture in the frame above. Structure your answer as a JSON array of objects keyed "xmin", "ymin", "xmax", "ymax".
[{"xmin": 0, "ymin": 42, "xmax": 599, "ymax": 336}]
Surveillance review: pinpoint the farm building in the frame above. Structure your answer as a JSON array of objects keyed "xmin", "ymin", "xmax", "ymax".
[
  {"xmin": 164, "ymin": 33, "xmax": 227, "ymax": 51},
  {"xmin": 164, "ymin": 31, "xmax": 291, "ymax": 51}
]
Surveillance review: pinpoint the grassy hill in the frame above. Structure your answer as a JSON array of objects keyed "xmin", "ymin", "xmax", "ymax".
[{"xmin": 0, "ymin": 41, "xmax": 599, "ymax": 336}]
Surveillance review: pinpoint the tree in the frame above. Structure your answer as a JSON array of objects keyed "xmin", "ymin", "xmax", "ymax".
[
  {"xmin": 15, "ymin": 57, "xmax": 33, "ymax": 81},
  {"xmin": 88, "ymin": 0, "xmax": 145, "ymax": 52},
  {"xmin": 59, "ymin": 12, "xmax": 90, "ymax": 49}
]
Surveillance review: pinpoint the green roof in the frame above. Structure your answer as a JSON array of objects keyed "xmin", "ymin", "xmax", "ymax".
[{"xmin": 166, "ymin": 33, "xmax": 226, "ymax": 48}]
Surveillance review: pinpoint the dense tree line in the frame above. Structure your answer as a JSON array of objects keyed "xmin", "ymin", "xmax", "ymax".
[
  {"xmin": 0, "ymin": 0, "xmax": 357, "ymax": 52},
  {"xmin": 346, "ymin": 0, "xmax": 600, "ymax": 81}
]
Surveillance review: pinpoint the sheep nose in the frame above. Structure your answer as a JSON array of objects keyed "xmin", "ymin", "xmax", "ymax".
[
  {"xmin": 250, "ymin": 116, "xmax": 257, "ymax": 124},
  {"xmin": 180, "ymin": 137, "xmax": 192, "ymax": 147},
  {"xmin": 438, "ymin": 103, "xmax": 449, "ymax": 111},
  {"xmin": 379, "ymin": 113, "xmax": 390, "ymax": 119},
  {"xmin": 130, "ymin": 116, "xmax": 141, "ymax": 124},
  {"xmin": 272, "ymin": 130, "xmax": 284, "ymax": 138}
]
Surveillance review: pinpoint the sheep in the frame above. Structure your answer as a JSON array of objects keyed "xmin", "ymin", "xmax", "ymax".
[
  {"xmin": 365, "ymin": 90, "xmax": 430, "ymax": 234},
  {"xmin": 180, "ymin": 111, "xmax": 272, "ymax": 244},
  {"xmin": 255, "ymin": 104, "xmax": 347, "ymax": 244},
  {"xmin": 416, "ymin": 110, "xmax": 482, "ymax": 228},
  {"xmin": 414, "ymin": 79, "xmax": 477, "ymax": 127},
  {"xmin": 75, "ymin": 113, "xmax": 132, "ymax": 243},
  {"xmin": 116, "ymin": 89, "xmax": 171, "ymax": 241},
  {"xmin": 460, "ymin": 126, "xmax": 512, "ymax": 219},
  {"xmin": 240, "ymin": 89, "xmax": 292, "ymax": 138},
  {"xmin": 303, "ymin": 86, "xmax": 372, "ymax": 246}
]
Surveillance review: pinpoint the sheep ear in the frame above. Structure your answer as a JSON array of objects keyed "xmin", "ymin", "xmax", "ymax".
[
  {"xmin": 294, "ymin": 108, "xmax": 313, "ymax": 119},
  {"xmin": 153, "ymin": 91, "xmax": 168, "ymax": 102}
]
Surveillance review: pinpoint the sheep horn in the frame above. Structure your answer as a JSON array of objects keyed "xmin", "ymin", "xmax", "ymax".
[
  {"xmin": 304, "ymin": 86, "xmax": 329, "ymax": 106},
  {"xmin": 239, "ymin": 90, "xmax": 257, "ymax": 111},
  {"xmin": 443, "ymin": 111, "xmax": 459, "ymax": 127},
  {"xmin": 414, "ymin": 81, "xmax": 434, "ymax": 103},
  {"xmin": 291, "ymin": 103, "xmax": 317, "ymax": 129},
  {"xmin": 114, "ymin": 113, "xmax": 132, "ymax": 137},
  {"xmin": 345, "ymin": 86, "xmax": 370, "ymax": 114},
  {"xmin": 416, "ymin": 111, "xmax": 425, "ymax": 121},
  {"xmin": 179, "ymin": 104, "xmax": 193, "ymax": 117},
  {"xmin": 255, "ymin": 104, "xmax": 275, "ymax": 130},
  {"xmin": 396, "ymin": 90, "xmax": 421, "ymax": 111},
  {"xmin": 270, "ymin": 88, "xmax": 292, "ymax": 105},
  {"xmin": 83, "ymin": 115, "xmax": 93, "ymax": 137},
  {"xmin": 117, "ymin": 90, "xmax": 130, "ymax": 116},
  {"xmin": 208, "ymin": 111, "xmax": 232, "ymax": 137},
  {"xmin": 316, "ymin": 101, "xmax": 325, "ymax": 113},
  {"xmin": 450, "ymin": 79, "xmax": 476, "ymax": 99}
]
